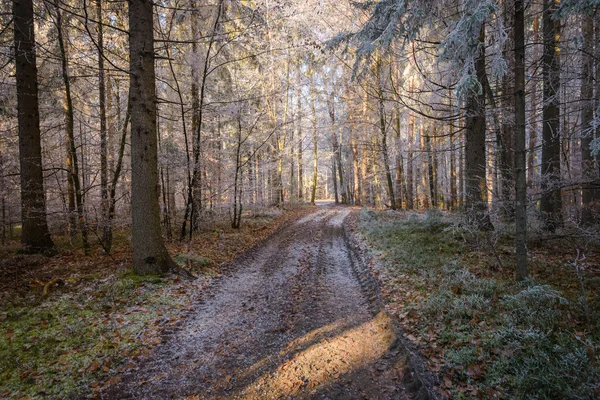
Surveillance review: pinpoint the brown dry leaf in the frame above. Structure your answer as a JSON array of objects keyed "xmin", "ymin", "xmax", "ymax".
[
  {"xmin": 466, "ymin": 363, "xmax": 484, "ymax": 380},
  {"xmin": 486, "ymin": 387, "xmax": 503, "ymax": 398},
  {"xmin": 88, "ymin": 360, "xmax": 100, "ymax": 373},
  {"xmin": 6, "ymin": 328, "xmax": 14, "ymax": 343},
  {"xmin": 103, "ymin": 375, "xmax": 121, "ymax": 388},
  {"xmin": 442, "ymin": 375, "xmax": 452, "ymax": 389}
]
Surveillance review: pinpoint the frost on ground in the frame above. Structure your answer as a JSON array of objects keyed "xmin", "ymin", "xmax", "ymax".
[{"xmin": 103, "ymin": 205, "xmax": 408, "ymax": 400}]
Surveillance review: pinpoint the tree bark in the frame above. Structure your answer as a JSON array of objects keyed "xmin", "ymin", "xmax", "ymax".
[
  {"xmin": 129, "ymin": 0, "xmax": 175, "ymax": 274},
  {"xmin": 580, "ymin": 13, "xmax": 596, "ymax": 223},
  {"xmin": 406, "ymin": 79, "xmax": 415, "ymax": 209},
  {"xmin": 500, "ymin": 0, "xmax": 516, "ymax": 220},
  {"xmin": 376, "ymin": 58, "xmax": 396, "ymax": 210},
  {"xmin": 13, "ymin": 0, "xmax": 55, "ymax": 253},
  {"xmin": 97, "ymin": 0, "xmax": 109, "ymax": 246},
  {"xmin": 465, "ymin": 26, "xmax": 493, "ymax": 230},
  {"xmin": 514, "ymin": 0, "xmax": 528, "ymax": 279},
  {"xmin": 310, "ymin": 69, "xmax": 318, "ymax": 204},
  {"xmin": 540, "ymin": 0, "xmax": 562, "ymax": 232}
]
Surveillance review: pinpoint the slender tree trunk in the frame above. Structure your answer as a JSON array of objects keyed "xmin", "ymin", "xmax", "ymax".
[
  {"xmin": 128, "ymin": 0, "xmax": 175, "ymax": 274},
  {"xmin": 232, "ymin": 115, "xmax": 243, "ymax": 229},
  {"xmin": 581, "ymin": 14, "xmax": 596, "ymax": 223},
  {"xmin": 297, "ymin": 81, "xmax": 304, "ymax": 201},
  {"xmin": 54, "ymin": 3, "xmax": 89, "ymax": 253},
  {"xmin": 419, "ymin": 123, "xmax": 429, "ymax": 209},
  {"xmin": 103, "ymin": 93, "xmax": 129, "ymax": 253},
  {"xmin": 540, "ymin": 0, "xmax": 562, "ymax": 232},
  {"xmin": 465, "ymin": 26, "xmax": 493, "ymax": 230},
  {"xmin": 336, "ymin": 130, "xmax": 346, "ymax": 204},
  {"xmin": 450, "ymin": 89, "xmax": 457, "ymax": 210},
  {"xmin": 426, "ymin": 131, "xmax": 436, "ymax": 208},
  {"xmin": 310, "ymin": 71, "xmax": 318, "ymax": 204},
  {"xmin": 376, "ymin": 59, "xmax": 396, "ymax": 209},
  {"xmin": 395, "ymin": 111, "xmax": 404, "ymax": 209},
  {"xmin": 13, "ymin": 0, "xmax": 55, "ymax": 253},
  {"xmin": 352, "ymin": 135, "xmax": 361, "ymax": 205},
  {"xmin": 97, "ymin": 0, "xmax": 109, "ymax": 247},
  {"xmin": 332, "ymin": 160, "xmax": 339, "ymax": 203},
  {"xmin": 407, "ymin": 80, "xmax": 415, "ymax": 209},
  {"xmin": 514, "ymin": 0, "xmax": 528, "ymax": 279}
]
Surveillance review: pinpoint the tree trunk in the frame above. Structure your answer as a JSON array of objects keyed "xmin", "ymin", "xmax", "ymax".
[
  {"xmin": 395, "ymin": 111, "xmax": 404, "ymax": 209},
  {"xmin": 376, "ymin": 59, "xmax": 396, "ymax": 210},
  {"xmin": 500, "ymin": 0, "xmax": 516, "ymax": 220},
  {"xmin": 540, "ymin": 0, "xmax": 562, "ymax": 232},
  {"xmin": 407, "ymin": 80, "xmax": 415, "ymax": 209},
  {"xmin": 426, "ymin": 131, "xmax": 436, "ymax": 208},
  {"xmin": 580, "ymin": 14, "xmax": 596, "ymax": 223},
  {"xmin": 128, "ymin": 0, "xmax": 175, "ymax": 274},
  {"xmin": 310, "ymin": 71, "xmax": 318, "ymax": 204},
  {"xmin": 449, "ymin": 89, "xmax": 457, "ymax": 210},
  {"xmin": 54, "ymin": 2, "xmax": 89, "ymax": 253},
  {"xmin": 528, "ymin": 9, "xmax": 540, "ymax": 188},
  {"xmin": 13, "ymin": 0, "xmax": 55, "ymax": 253},
  {"xmin": 97, "ymin": 0, "xmax": 109, "ymax": 247},
  {"xmin": 465, "ymin": 26, "xmax": 493, "ymax": 230},
  {"xmin": 514, "ymin": 0, "xmax": 528, "ymax": 279}
]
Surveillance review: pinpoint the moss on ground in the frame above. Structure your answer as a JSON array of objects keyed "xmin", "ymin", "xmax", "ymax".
[
  {"xmin": 0, "ymin": 271, "xmax": 187, "ymax": 399},
  {"xmin": 358, "ymin": 208, "xmax": 599, "ymax": 399}
]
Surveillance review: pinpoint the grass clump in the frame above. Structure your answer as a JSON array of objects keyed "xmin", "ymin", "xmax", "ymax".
[{"xmin": 357, "ymin": 208, "xmax": 599, "ymax": 399}]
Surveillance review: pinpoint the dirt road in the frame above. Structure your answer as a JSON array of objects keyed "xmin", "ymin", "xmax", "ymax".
[{"xmin": 103, "ymin": 204, "xmax": 409, "ymax": 399}]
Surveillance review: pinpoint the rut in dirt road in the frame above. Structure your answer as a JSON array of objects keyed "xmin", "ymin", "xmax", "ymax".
[{"xmin": 103, "ymin": 205, "xmax": 410, "ymax": 400}]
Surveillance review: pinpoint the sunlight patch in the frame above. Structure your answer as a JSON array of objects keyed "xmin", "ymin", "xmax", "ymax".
[{"xmin": 239, "ymin": 311, "xmax": 395, "ymax": 398}]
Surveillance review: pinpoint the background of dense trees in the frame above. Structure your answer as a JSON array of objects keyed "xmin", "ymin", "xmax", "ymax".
[{"xmin": 1, "ymin": 0, "xmax": 599, "ymax": 276}]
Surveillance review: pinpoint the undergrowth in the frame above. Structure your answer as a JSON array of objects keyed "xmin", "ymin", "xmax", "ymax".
[{"xmin": 358, "ymin": 208, "xmax": 599, "ymax": 399}]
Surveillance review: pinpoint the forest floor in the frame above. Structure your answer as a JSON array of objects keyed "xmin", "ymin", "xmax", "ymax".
[
  {"xmin": 355, "ymin": 208, "xmax": 600, "ymax": 399},
  {"xmin": 1, "ymin": 205, "xmax": 599, "ymax": 399},
  {"xmin": 0, "ymin": 204, "xmax": 317, "ymax": 399}
]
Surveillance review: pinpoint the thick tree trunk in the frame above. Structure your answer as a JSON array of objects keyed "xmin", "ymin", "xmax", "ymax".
[
  {"xmin": 595, "ymin": 11, "xmax": 600, "ymax": 205},
  {"xmin": 13, "ymin": 0, "xmax": 55, "ymax": 253},
  {"xmin": 514, "ymin": 0, "xmax": 528, "ymax": 279},
  {"xmin": 129, "ymin": 0, "xmax": 175, "ymax": 274},
  {"xmin": 500, "ymin": 0, "xmax": 516, "ymax": 220},
  {"xmin": 540, "ymin": 0, "xmax": 562, "ymax": 232},
  {"xmin": 465, "ymin": 26, "xmax": 493, "ymax": 230},
  {"xmin": 528, "ymin": 10, "xmax": 540, "ymax": 188}
]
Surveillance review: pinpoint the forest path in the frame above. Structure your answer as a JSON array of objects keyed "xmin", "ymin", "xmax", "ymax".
[{"xmin": 103, "ymin": 204, "xmax": 409, "ymax": 400}]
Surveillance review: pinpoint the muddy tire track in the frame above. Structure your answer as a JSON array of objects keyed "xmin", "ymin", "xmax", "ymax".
[{"xmin": 102, "ymin": 205, "xmax": 410, "ymax": 400}]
